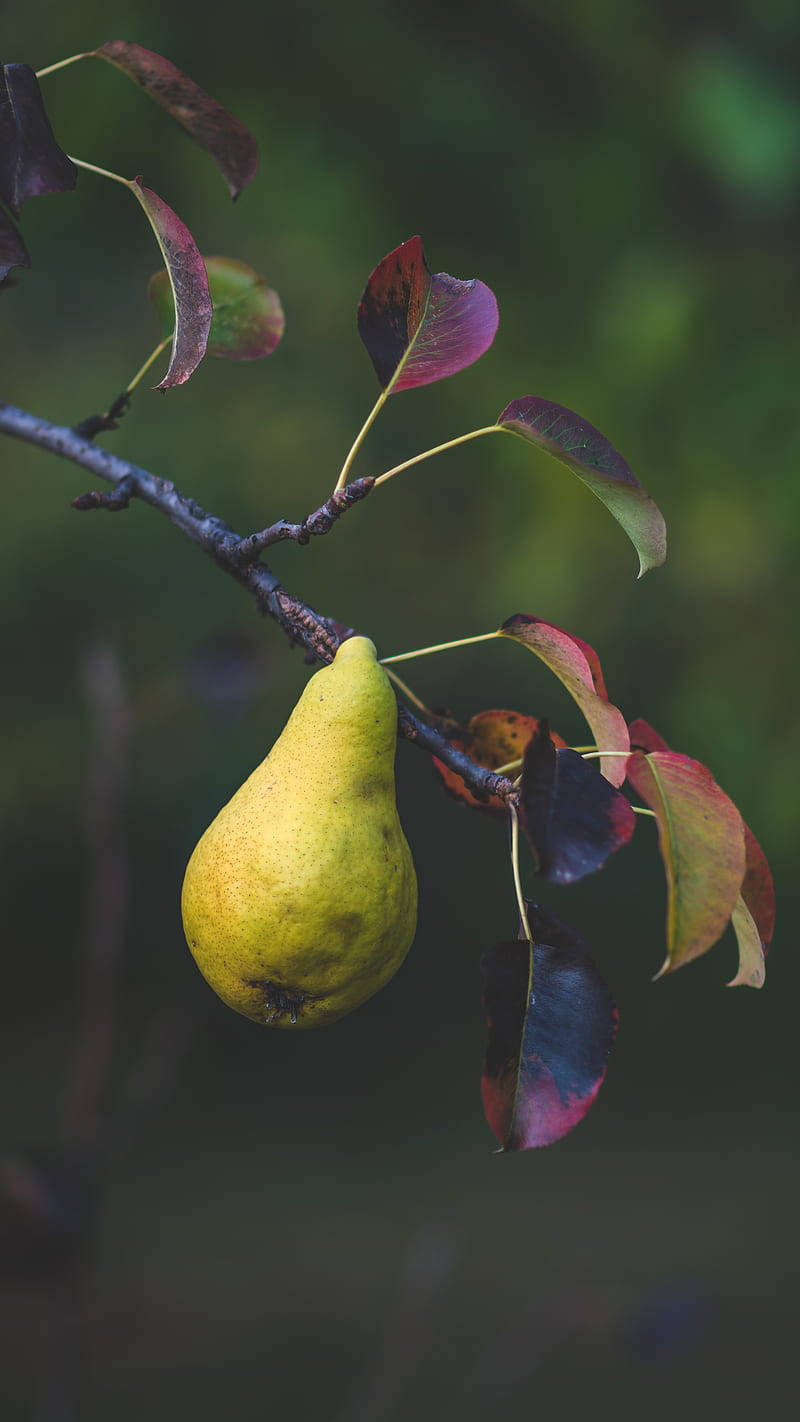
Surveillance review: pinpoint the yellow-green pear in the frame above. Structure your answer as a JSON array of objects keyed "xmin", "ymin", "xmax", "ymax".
[{"xmin": 181, "ymin": 636, "xmax": 417, "ymax": 1028}]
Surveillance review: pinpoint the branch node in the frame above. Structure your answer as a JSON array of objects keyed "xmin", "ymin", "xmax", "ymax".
[
  {"xmin": 237, "ymin": 476, "xmax": 376, "ymax": 562},
  {"xmin": 73, "ymin": 393, "xmax": 131, "ymax": 442},
  {"xmin": 72, "ymin": 476, "xmax": 135, "ymax": 513}
]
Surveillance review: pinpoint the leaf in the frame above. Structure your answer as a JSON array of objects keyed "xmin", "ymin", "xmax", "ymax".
[
  {"xmin": 739, "ymin": 825, "xmax": 776, "ymax": 951},
  {"xmin": 481, "ymin": 903, "xmax": 617, "ymax": 1150},
  {"xmin": 358, "ymin": 235, "xmax": 498, "ymax": 394},
  {"xmin": 128, "ymin": 178, "xmax": 212, "ymax": 388},
  {"xmin": 628, "ymin": 717, "xmax": 670, "ymax": 753},
  {"xmin": 625, "ymin": 751, "xmax": 746, "ymax": 976},
  {"xmin": 93, "ymin": 42, "xmax": 258, "ymax": 199},
  {"xmin": 728, "ymin": 827, "xmax": 775, "ymax": 989},
  {"xmin": 149, "ymin": 255, "xmax": 284, "ymax": 360},
  {"xmin": 628, "ymin": 720, "xmax": 774, "ymax": 988},
  {"xmin": 498, "ymin": 614, "xmax": 630, "ymax": 785},
  {"xmin": 432, "ymin": 708, "xmax": 565, "ymax": 817},
  {"xmin": 0, "ymin": 64, "xmax": 76, "ymax": 216},
  {"xmin": 519, "ymin": 723, "xmax": 636, "ymax": 883},
  {"xmin": 728, "ymin": 897, "xmax": 765, "ymax": 990},
  {"xmin": 496, "ymin": 396, "xmax": 667, "ymax": 577},
  {"xmin": 0, "ymin": 207, "xmax": 30, "ymax": 283}
]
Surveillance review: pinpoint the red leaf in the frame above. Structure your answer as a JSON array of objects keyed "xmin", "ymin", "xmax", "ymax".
[
  {"xmin": 358, "ymin": 236, "xmax": 498, "ymax": 394},
  {"xmin": 129, "ymin": 179, "xmax": 212, "ymax": 388},
  {"xmin": 498, "ymin": 615, "xmax": 630, "ymax": 785},
  {"xmin": 93, "ymin": 42, "xmax": 258, "ymax": 198}
]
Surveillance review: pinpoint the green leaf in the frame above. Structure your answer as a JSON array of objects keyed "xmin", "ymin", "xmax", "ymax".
[
  {"xmin": 149, "ymin": 256, "xmax": 284, "ymax": 361},
  {"xmin": 728, "ymin": 896, "xmax": 765, "ymax": 990},
  {"xmin": 626, "ymin": 751, "xmax": 746, "ymax": 976},
  {"xmin": 496, "ymin": 397, "xmax": 667, "ymax": 577}
]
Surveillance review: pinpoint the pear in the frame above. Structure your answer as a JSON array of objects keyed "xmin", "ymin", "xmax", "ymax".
[{"xmin": 181, "ymin": 636, "xmax": 418, "ymax": 1028}]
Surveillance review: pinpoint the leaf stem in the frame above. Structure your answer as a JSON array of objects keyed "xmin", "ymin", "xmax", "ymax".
[
  {"xmin": 381, "ymin": 631, "xmax": 499, "ymax": 665},
  {"xmin": 374, "ymin": 426, "xmax": 501, "ymax": 486},
  {"xmin": 580, "ymin": 749, "xmax": 631, "ymax": 760},
  {"xmin": 632, "ymin": 806, "xmax": 657, "ymax": 818},
  {"xmin": 334, "ymin": 390, "xmax": 388, "ymax": 492},
  {"xmin": 495, "ymin": 757, "xmax": 523, "ymax": 776},
  {"xmin": 36, "ymin": 52, "xmax": 89, "ymax": 79},
  {"xmin": 68, "ymin": 155, "xmax": 131, "ymax": 188},
  {"xmin": 125, "ymin": 337, "xmax": 173, "ymax": 396},
  {"xmin": 509, "ymin": 804, "xmax": 533, "ymax": 944},
  {"xmin": 384, "ymin": 666, "xmax": 435, "ymax": 717}
]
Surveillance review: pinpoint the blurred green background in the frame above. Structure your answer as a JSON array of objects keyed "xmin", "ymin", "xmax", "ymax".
[{"xmin": 2, "ymin": 0, "xmax": 798, "ymax": 1416}]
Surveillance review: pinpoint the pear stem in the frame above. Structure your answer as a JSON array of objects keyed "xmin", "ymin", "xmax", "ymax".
[{"xmin": 384, "ymin": 666, "xmax": 436, "ymax": 717}]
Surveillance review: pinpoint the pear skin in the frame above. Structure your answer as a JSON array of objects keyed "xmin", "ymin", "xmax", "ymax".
[{"xmin": 181, "ymin": 636, "xmax": 417, "ymax": 1027}]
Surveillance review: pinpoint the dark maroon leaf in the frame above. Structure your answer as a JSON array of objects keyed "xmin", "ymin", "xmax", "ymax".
[
  {"xmin": 496, "ymin": 396, "xmax": 666, "ymax": 577},
  {"xmin": 519, "ymin": 723, "xmax": 636, "ymax": 883},
  {"xmin": 93, "ymin": 42, "xmax": 258, "ymax": 198},
  {"xmin": 128, "ymin": 178, "xmax": 212, "ymax": 388},
  {"xmin": 0, "ymin": 64, "xmax": 76, "ymax": 216},
  {"xmin": 481, "ymin": 903, "xmax": 617, "ymax": 1150},
  {"xmin": 0, "ymin": 206, "xmax": 30, "ymax": 282},
  {"xmin": 358, "ymin": 235, "xmax": 498, "ymax": 394}
]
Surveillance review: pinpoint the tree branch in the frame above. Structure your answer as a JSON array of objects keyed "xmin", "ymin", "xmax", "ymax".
[{"xmin": 0, "ymin": 401, "xmax": 518, "ymax": 805}]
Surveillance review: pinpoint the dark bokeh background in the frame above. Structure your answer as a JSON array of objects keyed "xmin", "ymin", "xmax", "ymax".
[{"xmin": 2, "ymin": 1, "xmax": 798, "ymax": 1417}]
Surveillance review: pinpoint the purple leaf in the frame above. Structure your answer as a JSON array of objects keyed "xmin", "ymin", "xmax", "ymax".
[
  {"xmin": 358, "ymin": 236, "xmax": 498, "ymax": 394},
  {"xmin": 497, "ymin": 396, "xmax": 667, "ymax": 577},
  {"xmin": 128, "ymin": 178, "xmax": 212, "ymax": 388},
  {"xmin": 148, "ymin": 255, "xmax": 284, "ymax": 361},
  {"xmin": 0, "ymin": 207, "xmax": 30, "ymax": 283},
  {"xmin": 0, "ymin": 64, "xmax": 76, "ymax": 217},
  {"xmin": 519, "ymin": 723, "xmax": 636, "ymax": 883},
  {"xmin": 93, "ymin": 42, "xmax": 258, "ymax": 199},
  {"xmin": 481, "ymin": 903, "xmax": 617, "ymax": 1150}
]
